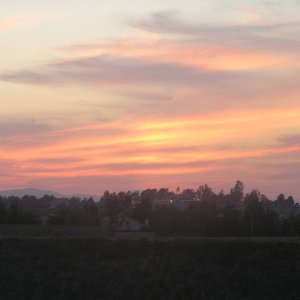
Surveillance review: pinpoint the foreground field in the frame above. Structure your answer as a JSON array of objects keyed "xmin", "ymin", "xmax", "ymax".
[{"xmin": 0, "ymin": 239, "xmax": 299, "ymax": 300}]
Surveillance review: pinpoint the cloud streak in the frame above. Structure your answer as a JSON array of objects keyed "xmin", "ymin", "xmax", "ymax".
[
  {"xmin": 278, "ymin": 134, "xmax": 300, "ymax": 146},
  {"xmin": 1, "ymin": 105, "xmax": 300, "ymax": 196},
  {"xmin": 1, "ymin": 6, "xmax": 300, "ymax": 199},
  {"xmin": 131, "ymin": 11, "xmax": 300, "ymax": 42},
  {"xmin": 0, "ymin": 119, "xmax": 50, "ymax": 138}
]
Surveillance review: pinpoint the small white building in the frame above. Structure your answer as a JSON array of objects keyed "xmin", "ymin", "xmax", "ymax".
[
  {"xmin": 37, "ymin": 213, "xmax": 56, "ymax": 225},
  {"xmin": 116, "ymin": 216, "xmax": 145, "ymax": 232}
]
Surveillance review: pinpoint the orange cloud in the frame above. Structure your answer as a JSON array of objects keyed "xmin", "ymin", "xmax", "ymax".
[
  {"xmin": 1, "ymin": 7, "xmax": 300, "ymax": 197},
  {"xmin": 62, "ymin": 38, "xmax": 299, "ymax": 72},
  {"xmin": 1, "ymin": 105, "xmax": 299, "ymax": 188}
]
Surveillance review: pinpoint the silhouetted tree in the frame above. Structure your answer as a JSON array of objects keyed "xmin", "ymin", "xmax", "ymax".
[
  {"xmin": 227, "ymin": 180, "xmax": 244, "ymax": 205},
  {"xmin": 0, "ymin": 202, "xmax": 6, "ymax": 223},
  {"xmin": 181, "ymin": 189, "xmax": 195, "ymax": 200},
  {"xmin": 217, "ymin": 206, "xmax": 242, "ymax": 236},
  {"xmin": 196, "ymin": 185, "xmax": 216, "ymax": 202},
  {"xmin": 141, "ymin": 189, "xmax": 157, "ymax": 200},
  {"xmin": 185, "ymin": 199, "xmax": 217, "ymax": 235},
  {"xmin": 286, "ymin": 196, "xmax": 295, "ymax": 208},
  {"xmin": 132, "ymin": 198, "xmax": 153, "ymax": 223},
  {"xmin": 157, "ymin": 188, "xmax": 169, "ymax": 200},
  {"xmin": 152, "ymin": 205, "xmax": 184, "ymax": 233}
]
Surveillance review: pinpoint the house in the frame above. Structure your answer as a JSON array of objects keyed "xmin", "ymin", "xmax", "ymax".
[
  {"xmin": 37, "ymin": 213, "xmax": 56, "ymax": 225},
  {"xmin": 115, "ymin": 216, "xmax": 146, "ymax": 232}
]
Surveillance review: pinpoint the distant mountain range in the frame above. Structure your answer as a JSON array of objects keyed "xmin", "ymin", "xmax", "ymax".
[
  {"xmin": 0, "ymin": 188, "xmax": 100, "ymax": 200},
  {"xmin": 0, "ymin": 188, "xmax": 64, "ymax": 198}
]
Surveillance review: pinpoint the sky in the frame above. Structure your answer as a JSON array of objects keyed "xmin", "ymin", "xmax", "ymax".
[{"xmin": 0, "ymin": 0, "xmax": 300, "ymax": 199}]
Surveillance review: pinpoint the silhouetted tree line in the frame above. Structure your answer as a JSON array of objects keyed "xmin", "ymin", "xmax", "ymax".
[
  {"xmin": 0, "ymin": 181, "xmax": 299, "ymax": 236},
  {"xmin": 0, "ymin": 201, "xmax": 39, "ymax": 224}
]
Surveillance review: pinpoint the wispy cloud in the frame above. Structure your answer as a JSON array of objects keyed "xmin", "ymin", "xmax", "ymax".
[
  {"xmin": 278, "ymin": 134, "xmax": 300, "ymax": 146},
  {"xmin": 0, "ymin": 12, "xmax": 298, "ymax": 98},
  {"xmin": 0, "ymin": 119, "xmax": 50, "ymax": 138},
  {"xmin": 131, "ymin": 11, "xmax": 299, "ymax": 42},
  {"xmin": 1, "ymin": 10, "xmax": 299, "ymax": 91},
  {"xmin": 1, "ymin": 56, "xmax": 209, "ymax": 85},
  {"xmin": 1, "ymin": 7, "xmax": 300, "ymax": 198},
  {"xmin": 1, "ymin": 50, "xmax": 299, "ymax": 119},
  {"xmin": 1, "ymin": 106, "xmax": 299, "ymax": 193}
]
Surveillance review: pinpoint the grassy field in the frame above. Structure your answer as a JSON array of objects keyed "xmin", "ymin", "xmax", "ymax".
[{"xmin": 0, "ymin": 239, "xmax": 299, "ymax": 300}]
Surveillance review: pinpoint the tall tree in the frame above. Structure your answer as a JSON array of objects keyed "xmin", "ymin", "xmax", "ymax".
[{"xmin": 228, "ymin": 180, "xmax": 244, "ymax": 205}]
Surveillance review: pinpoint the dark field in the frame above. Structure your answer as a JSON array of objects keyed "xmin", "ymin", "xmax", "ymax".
[{"xmin": 0, "ymin": 239, "xmax": 299, "ymax": 300}]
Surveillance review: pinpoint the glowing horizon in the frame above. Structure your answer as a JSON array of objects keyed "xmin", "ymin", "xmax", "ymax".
[{"xmin": 1, "ymin": 0, "xmax": 300, "ymax": 199}]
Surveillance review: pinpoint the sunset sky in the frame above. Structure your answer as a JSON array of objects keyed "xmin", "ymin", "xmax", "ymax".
[{"xmin": 1, "ymin": 0, "xmax": 300, "ymax": 199}]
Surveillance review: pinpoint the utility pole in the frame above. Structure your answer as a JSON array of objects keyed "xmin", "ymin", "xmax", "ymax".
[{"xmin": 251, "ymin": 214, "xmax": 254, "ymax": 237}]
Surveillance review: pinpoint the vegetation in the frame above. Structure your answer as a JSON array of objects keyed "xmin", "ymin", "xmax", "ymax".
[
  {"xmin": 0, "ymin": 238, "xmax": 299, "ymax": 299},
  {"xmin": 0, "ymin": 181, "xmax": 300, "ymax": 236}
]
